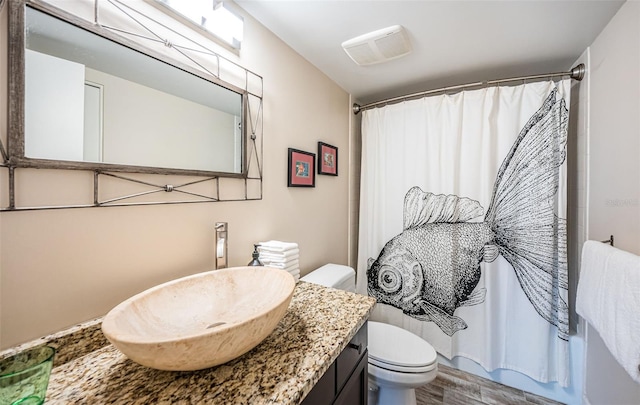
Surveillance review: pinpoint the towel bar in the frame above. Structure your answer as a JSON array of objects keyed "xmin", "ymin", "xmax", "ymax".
[{"xmin": 601, "ymin": 235, "xmax": 614, "ymax": 246}]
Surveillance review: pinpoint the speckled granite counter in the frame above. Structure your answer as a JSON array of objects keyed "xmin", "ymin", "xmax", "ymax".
[{"xmin": 0, "ymin": 281, "xmax": 375, "ymax": 404}]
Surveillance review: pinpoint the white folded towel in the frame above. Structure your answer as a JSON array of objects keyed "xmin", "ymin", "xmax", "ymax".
[
  {"xmin": 259, "ymin": 240, "xmax": 298, "ymax": 252},
  {"xmin": 576, "ymin": 240, "xmax": 640, "ymax": 383},
  {"xmin": 259, "ymin": 254, "xmax": 300, "ymax": 263},
  {"xmin": 288, "ymin": 269, "xmax": 300, "ymax": 279},
  {"xmin": 258, "ymin": 248, "xmax": 300, "ymax": 259},
  {"xmin": 264, "ymin": 260, "xmax": 299, "ymax": 271}
]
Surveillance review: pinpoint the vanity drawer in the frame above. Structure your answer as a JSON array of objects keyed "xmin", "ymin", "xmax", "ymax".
[
  {"xmin": 301, "ymin": 363, "xmax": 336, "ymax": 405},
  {"xmin": 334, "ymin": 350, "xmax": 367, "ymax": 405},
  {"xmin": 301, "ymin": 322, "xmax": 368, "ymax": 405},
  {"xmin": 336, "ymin": 322, "xmax": 368, "ymax": 393}
]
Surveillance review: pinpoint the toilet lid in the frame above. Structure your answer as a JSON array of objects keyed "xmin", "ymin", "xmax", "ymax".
[{"xmin": 368, "ymin": 321, "xmax": 437, "ymax": 373}]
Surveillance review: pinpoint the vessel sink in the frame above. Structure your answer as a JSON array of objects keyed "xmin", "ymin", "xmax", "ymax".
[{"xmin": 101, "ymin": 266, "xmax": 295, "ymax": 371}]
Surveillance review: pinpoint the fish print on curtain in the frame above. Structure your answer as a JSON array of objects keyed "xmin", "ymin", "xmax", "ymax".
[{"xmin": 367, "ymin": 88, "xmax": 569, "ymax": 340}]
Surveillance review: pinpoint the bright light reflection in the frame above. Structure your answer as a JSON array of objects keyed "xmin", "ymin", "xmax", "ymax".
[{"xmin": 158, "ymin": 0, "xmax": 243, "ymax": 49}]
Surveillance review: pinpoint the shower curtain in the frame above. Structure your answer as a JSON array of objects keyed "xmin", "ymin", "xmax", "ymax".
[{"xmin": 357, "ymin": 80, "xmax": 570, "ymax": 386}]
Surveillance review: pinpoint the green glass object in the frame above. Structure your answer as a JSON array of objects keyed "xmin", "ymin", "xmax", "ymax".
[{"xmin": 0, "ymin": 346, "xmax": 55, "ymax": 405}]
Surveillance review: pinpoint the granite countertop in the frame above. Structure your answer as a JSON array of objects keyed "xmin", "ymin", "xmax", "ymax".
[{"xmin": 1, "ymin": 281, "xmax": 375, "ymax": 404}]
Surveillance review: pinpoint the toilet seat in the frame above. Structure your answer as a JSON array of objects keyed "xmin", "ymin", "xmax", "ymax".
[
  {"xmin": 369, "ymin": 356, "xmax": 437, "ymax": 373},
  {"xmin": 368, "ymin": 321, "xmax": 437, "ymax": 374}
]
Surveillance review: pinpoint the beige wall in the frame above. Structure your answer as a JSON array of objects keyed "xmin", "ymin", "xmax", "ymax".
[
  {"xmin": 0, "ymin": 1, "xmax": 351, "ymax": 348},
  {"xmin": 583, "ymin": 1, "xmax": 640, "ymax": 403},
  {"xmin": 588, "ymin": 0, "xmax": 640, "ymax": 255}
]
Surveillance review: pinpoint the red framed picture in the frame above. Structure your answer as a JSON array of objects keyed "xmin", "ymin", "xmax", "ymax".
[
  {"xmin": 317, "ymin": 142, "xmax": 338, "ymax": 176},
  {"xmin": 288, "ymin": 148, "xmax": 315, "ymax": 187}
]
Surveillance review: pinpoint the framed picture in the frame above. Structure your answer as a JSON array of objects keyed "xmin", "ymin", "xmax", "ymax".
[
  {"xmin": 288, "ymin": 148, "xmax": 316, "ymax": 187},
  {"xmin": 317, "ymin": 142, "xmax": 338, "ymax": 176}
]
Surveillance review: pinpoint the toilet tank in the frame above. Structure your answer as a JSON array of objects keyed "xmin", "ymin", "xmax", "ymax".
[{"xmin": 300, "ymin": 264, "xmax": 356, "ymax": 292}]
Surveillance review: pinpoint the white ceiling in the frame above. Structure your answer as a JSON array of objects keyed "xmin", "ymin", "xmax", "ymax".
[{"xmin": 236, "ymin": 0, "xmax": 624, "ymax": 104}]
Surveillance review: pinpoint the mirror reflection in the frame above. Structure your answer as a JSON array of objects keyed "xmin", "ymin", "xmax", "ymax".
[{"xmin": 24, "ymin": 6, "xmax": 245, "ymax": 174}]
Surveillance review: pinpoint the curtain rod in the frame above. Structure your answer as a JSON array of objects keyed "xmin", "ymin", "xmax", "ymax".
[{"xmin": 352, "ymin": 63, "xmax": 585, "ymax": 115}]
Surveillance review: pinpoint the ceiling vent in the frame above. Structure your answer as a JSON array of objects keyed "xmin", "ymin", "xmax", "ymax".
[{"xmin": 341, "ymin": 25, "xmax": 412, "ymax": 66}]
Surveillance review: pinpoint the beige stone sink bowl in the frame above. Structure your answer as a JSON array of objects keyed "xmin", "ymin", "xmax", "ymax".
[{"xmin": 101, "ymin": 266, "xmax": 295, "ymax": 371}]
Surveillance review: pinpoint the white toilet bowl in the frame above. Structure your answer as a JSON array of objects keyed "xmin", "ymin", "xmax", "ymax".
[
  {"xmin": 301, "ymin": 265, "xmax": 439, "ymax": 405},
  {"xmin": 367, "ymin": 321, "xmax": 437, "ymax": 405}
]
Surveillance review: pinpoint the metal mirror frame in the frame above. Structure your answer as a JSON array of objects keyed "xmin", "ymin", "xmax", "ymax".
[{"xmin": 2, "ymin": 0, "xmax": 263, "ymax": 210}]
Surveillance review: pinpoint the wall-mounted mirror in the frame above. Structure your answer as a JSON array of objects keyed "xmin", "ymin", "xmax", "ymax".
[{"xmin": 8, "ymin": 0, "xmax": 257, "ymax": 177}]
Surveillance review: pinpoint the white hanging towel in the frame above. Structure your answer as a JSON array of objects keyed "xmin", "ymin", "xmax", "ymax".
[
  {"xmin": 576, "ymin": 240, "xmax": 640, "ymax": 383},
  {"xmin": 259, "ymin": 240, "xmax": 299, "ymax": 252}
]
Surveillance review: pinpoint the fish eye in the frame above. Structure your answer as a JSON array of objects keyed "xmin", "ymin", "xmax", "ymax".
[{"xmin": 378, "ymin": 266, "xmax": 401, "ymax": 293}]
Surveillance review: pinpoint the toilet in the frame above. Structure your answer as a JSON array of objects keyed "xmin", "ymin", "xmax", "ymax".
[{"xmin": 301, "ymin": 264, "xmax": 438, "ymax": 405}]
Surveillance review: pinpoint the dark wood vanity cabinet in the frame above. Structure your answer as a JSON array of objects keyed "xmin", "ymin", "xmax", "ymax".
[
  {"xmin": 334, "ymin": 349, "xmax": 367, "ymax": 405},
  {"xmin": 302, "ymin": 322, "xmax": 368, "ymax": 405}
]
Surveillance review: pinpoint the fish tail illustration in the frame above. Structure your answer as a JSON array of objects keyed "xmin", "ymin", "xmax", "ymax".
[
  {"xmin": 416, "ymin": 301, "xmax": 468, "ymax": 336},
  {"xmin": 484, "ymin": 88, "xmax": 569, "ymax": 340}
]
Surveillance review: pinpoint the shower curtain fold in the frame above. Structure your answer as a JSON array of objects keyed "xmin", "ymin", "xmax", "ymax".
[{"xmin": 357, "ymin": 80, "xmax": 570, "ymax": 386}]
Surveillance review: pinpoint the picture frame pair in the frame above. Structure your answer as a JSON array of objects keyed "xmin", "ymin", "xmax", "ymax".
[{"xmin": 287, "ymin": 142, "xmax": 338, "ymax": 187}]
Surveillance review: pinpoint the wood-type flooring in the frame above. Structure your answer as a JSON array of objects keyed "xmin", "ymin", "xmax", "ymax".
[{"xmin": 415, "ymin": 364, "xmax": 565, "ymax": 405}]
